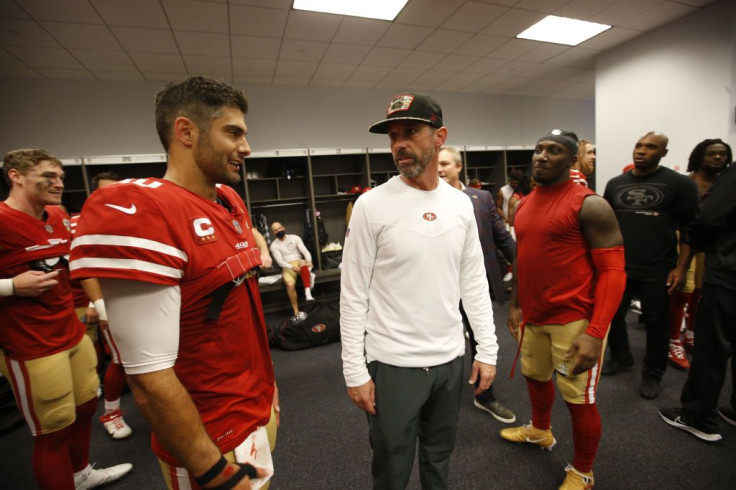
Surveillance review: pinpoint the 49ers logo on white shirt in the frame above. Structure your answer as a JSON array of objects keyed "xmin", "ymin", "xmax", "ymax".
[
  {"xmin": 423, "ymin": 212, "xmax": 437, "ymax": 221},
  {"xmin": 191, "ymin": 217, "xmax": 218, "ymax": 244}
]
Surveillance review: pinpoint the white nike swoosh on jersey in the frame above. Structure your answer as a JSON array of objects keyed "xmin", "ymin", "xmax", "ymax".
[{"xmin": 105, "ymin": 203, "xmax": 137, "ymax": 215}]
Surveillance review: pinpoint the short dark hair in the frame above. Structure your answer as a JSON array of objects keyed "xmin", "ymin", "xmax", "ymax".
[
  {"xmin": 91, "ymin": 171, "xmax": 123, "ymax": 191},
  {"xmin": 508, "ymin": 168, "xmax": 525, "ymax": 182},
  {"xmin": 155, "ymin": 76, "xmax": 248, "ymax": 151},
  {"xmin": 2, "ymin": 148, "xmax": 62, "ymax": 186},
  {"xmin": 687, "ymin": 138, "xmax": 732, "ymax": 172}
]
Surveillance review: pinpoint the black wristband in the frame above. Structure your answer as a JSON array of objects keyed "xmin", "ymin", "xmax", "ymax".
[
  {"xmin": 194, "ymin": 456, "xmax": 228, "ymax": 487},
  {"xmin": 207, "ymin": 463, "xmax": 258, "ymax": 490}
]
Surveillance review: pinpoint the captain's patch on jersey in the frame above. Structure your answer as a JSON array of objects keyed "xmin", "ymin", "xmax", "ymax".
[{"xmin": 191, "ymin": 217, "xmax": 219, "ymax": 244}]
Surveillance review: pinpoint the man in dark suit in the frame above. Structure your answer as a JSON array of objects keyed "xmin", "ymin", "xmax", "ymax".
[{"xmin": 439, "ymin": 145, "xmax": 516, "ymax": 423}]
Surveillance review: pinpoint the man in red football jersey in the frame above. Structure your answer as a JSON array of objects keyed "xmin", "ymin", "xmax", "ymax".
[
  {"xmin": 70, "ymin": 76, "xmax": 278, "ymax": 490},
  {"xmin": 0, "ymin": 149, "xmax": 131, "ymax": 489}
]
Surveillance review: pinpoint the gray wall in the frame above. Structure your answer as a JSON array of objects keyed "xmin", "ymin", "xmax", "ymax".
[
  {"xmin": 0, "ymin": 78, "xmax": 593, "ymax": 160},
  {"xmin": 595, "ymin": 0, "xmax": 736, "ymax": 191}
]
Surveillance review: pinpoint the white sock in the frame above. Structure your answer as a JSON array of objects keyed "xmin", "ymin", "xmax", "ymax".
[
  {"xmin": 104, "ymin": 398, "xmax": 121, "ymax": 414},
  {"xmin": 305, "ymin": 288, "xmax": 314, "ymax": 300}
]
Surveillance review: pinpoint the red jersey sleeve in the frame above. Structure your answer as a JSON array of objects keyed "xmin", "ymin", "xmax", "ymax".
[{"xmin": 70, "ymin": 180, "xmax": 187, "ymax": 285}]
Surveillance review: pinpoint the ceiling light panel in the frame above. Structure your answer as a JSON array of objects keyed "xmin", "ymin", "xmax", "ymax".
[
  {"xmin": 516, "ymin": 15, "xmax": 611, "ymax": 46},
  {"xmin": 293, "ymin": 0, "xmax": 409, "ymax": 21}
]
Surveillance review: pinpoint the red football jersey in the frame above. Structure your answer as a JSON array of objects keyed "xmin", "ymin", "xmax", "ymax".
[
  {"xmin": 68, "ymin": 214, "xmax": 90, "ymax": 308},
  {"xmin": 515, "ymin": 179, "xmax": 596, "ymax": 325},
  {"xmin": 0, "ymin": 203, "xmax": 85, "ymax": 359},
  {"xmin": 69, "ymin": 178, "xmax": 274, "ymax": 465}
]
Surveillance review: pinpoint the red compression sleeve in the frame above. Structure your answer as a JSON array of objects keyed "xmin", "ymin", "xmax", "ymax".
[{"xmin": 585, "ymin": 246, "xmax": 626, "ymax": 339}]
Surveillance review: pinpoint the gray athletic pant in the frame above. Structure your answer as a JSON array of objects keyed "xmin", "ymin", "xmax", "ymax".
[{"xmin": 367, "ymin": 357, "xmax": 464, "ymax": 490}]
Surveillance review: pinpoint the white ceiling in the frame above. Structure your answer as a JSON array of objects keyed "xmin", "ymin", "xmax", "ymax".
[{"xmin": 0, "ymin": 0, "xmax": 715, "ymax": 99}]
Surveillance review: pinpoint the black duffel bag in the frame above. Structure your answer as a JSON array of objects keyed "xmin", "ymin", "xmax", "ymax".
[{"xmin": 268, "ymin": 300, "xmax": 340, "ymax": 351}]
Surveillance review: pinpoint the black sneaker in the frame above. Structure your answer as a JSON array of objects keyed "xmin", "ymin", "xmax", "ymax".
[
  {"xmin": 474, "ymin": 399, "xmax": 516, "ymax": 424},
  {"xmin": 639, "ymin": 378, "xmax": 661, "ymax": 399},
  {"xmin": 601, "ymin": 357, "xmax": 633, "ymax": 376},
  {"xmin": 659, "ymin": 407, "xmax": 722, "ymax": 442},
  {"xmin": 719, "ymin": 407, "xmax": 736, "ymax": 427}
]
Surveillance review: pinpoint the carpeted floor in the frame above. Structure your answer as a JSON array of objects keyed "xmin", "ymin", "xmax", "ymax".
[{"xmin": 1, "ymin": 305, "xmax": 734, "ymax": 489}]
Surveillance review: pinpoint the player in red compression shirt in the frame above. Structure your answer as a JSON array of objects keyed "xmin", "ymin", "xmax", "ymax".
[{"xmin": 503, "ymin": 130, "xmax": 626, "ymax": 490}]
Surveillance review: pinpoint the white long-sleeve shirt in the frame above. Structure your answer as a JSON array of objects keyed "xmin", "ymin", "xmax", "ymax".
[
  {"xmin": 340, "ymin": 176, "xmax": 498, "ymax": 387},
  {"xmin": 269, "ymin": 234, "xmax": 311, "ymax": 269}
]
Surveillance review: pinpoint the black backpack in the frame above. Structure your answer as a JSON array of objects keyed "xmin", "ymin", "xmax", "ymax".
[{"xmin": 268, "ymin": 300, "xmax": 340, "ymax": 351}]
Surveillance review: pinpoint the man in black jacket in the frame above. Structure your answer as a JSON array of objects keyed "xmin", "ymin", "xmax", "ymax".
[
  {"xmin": 659, "ymin": 162, "xmax": 736, "ymax": 442},
  {"xmin": 438, "ymin": 145, "xmax": 516, "ymax": 423}
]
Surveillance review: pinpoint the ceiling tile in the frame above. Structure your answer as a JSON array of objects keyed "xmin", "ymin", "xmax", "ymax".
[
  {"xmin": 377, "ymin": 24, "xmax": 434, "ymax": 49},
  {"xmin": 0, "ymin": 0, "xmax": 30, "ymax": 19},
  {"xmin": 465, "ymin": 57, "xmax": 509, "ymax": 74},
  {"xmin": 174, "ymin": 31, "xmax": 229, "ymax": 56},
  {"xmin": 399, "ymin": 50, "xmax": 446, "ymax": 69},
  {"xmin": 229, "ymin": 0, "xmax": 292, "ymax": 8},
  {"xmin": 182, "ymin": 54, "xmax": 231, "ymax": 74},
  {"xmin": 343, "ymin": 80, "xmax": 378, "ymax": 88},
  {"xmin": 349, "ymin": 65, "xmax": 392, "ymax": 82},
  {"xmin": 555, "ymin": 0, "xmax": 620, "ymax": 20},
  {"xmin": 92, "ymin": 69, "xmax": 143, "ymax": 80},
  {"xmin": 493, "ymin": 60, "xmax": 539, "ymax": 77},
  {"xmin": 518, "ymin": 43, "xmax": 570, "ymax": 63},
  {"xmin": 229, "ymin": 5, "xmax": 288, "ymax": 38},
  {"xmin": 5, "ymin": 46, "xmax": 84, "ymax": 69},
  {"xmin": 0, "ymin": 48, "xmax": 25, "ymax": 67},
  {"xmin": 417, "ymin": 29, "xmax": 473, "ymax": 54},
  {"xmin": 274, "ymin": 60, "xmax": 317, "ymax": 78},
  {"xmin": 579, "ymin": 27, "xmax": 641, "ymax": 51},
  {"xmin": 374, "ymin": 80, "xmax": 411, "ymax": 91},
  {"xmin": 231, "ymin": 35, "xmax": 281, "ymax": 59},
  {"xmin": 515, "ymin": 0, "xmax": 569, "ymax": 14},
  {"xmin": 111, "ymin": 27, "xmax": 179, "ymax": 54},
  {"xmin": 545, "ymin": 47, "xmax": 598, "ymax": 67},
  {"xmin": 41, "ymin": 22, "xmax": 121, "ymax": 51},
  {"xmin": 71, "ymin": 49, "xmax": 136, "ymax": 71},
  {"xmin": 413, "ymin": 70, "xmax": 454, "ymax": 85},
  {"xmin": 441, "ymin": 2, "xmax": 508, "ymax": 32},
  {"xmin": 361, "ymin": 47, "xmax": 411, "ymax": 68},
  {"xmin": 394, "ymin": 0, "xmax": 465, "ymax": 28},
  {"xmin": 445, "ymin": 71, "xmax": 484, "ymax": 84},
  {"xmin": 590, "ymin": 0, "xmax": 663, "ymax": 26},
  {"xmin": 232, "ymin": 58, "xmax": 276, "ymax": 76},
  {"xmin": 332, "ymin": 17, "xmax": 390, "ymax": 46},
  {"xmin": 488, "ymin": 39, "xmax": 540, "ymax": 60},
  {"xmin": 312, "ymin": 62, "xmax": 356, "ymax": 79},
  {"xmin": 309, "ymin": 78, "xmax": 345, "ymax": 87},
  {"xmin": 233, "ymin": 74, "xmax": 272, "ymax": 84},
  {"xmin": 435, "ymin": 54, "xmax": 480, "ymax": 71},
  {"xmin": 321, "ymin": 43, "xmax": 371, "ymax": 64},
  {"xmin": 284, "ymin": 10, "xmax": 342, "ymax": 42},
  {"xmin": 383, "ymin": 67, "xmax": 425, "ymax": 83},
  {"xmin": 279, "ymin": 39, "xmax": 328, "ymax": 62},
  {"xmin": 272, "ymin": 76, "xmax": 310, "ymax": 85},
  {"xmin": 142, "ymin": 70, "xmax": 189, "ymax": 81},
  {"xmin": 0, "ymin": 66, "xmax": 41, "ymax": 77},
  {"xmin": 455, "ymin": 33, "xmax": 508, "ymax": 56},
  {"xmin": 620, "ymin": 2, "xmax": 696, "ymax": 31},
  {"xmin": 162, "ymin": 0, "xmax": 228, "ymax": 33},
  {"xmin": 0, "ymin": 19, "xmax": 60, "ymax": 47},
  {"xmin": 92, "ymin": 0, "xmax": 169, "ymax": 29},
  {"xmin": 481, "ymin": 8, "xmax": 546, "ymax": 38},
  {"xmin": 20, "ymin": 0, "xmax": 101, "ymax": 23},
  {"xmin": 129, "ymin": 52, "xmax": 186, "ymax": 72},
  {"xmin": 36, "ymin": 67, "xmax": 94, "ymax": 79}
]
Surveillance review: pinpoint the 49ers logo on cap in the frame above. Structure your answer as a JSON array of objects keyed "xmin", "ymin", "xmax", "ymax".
[
  {"xmin": 192, "ymin": 217, "xmax": 219, "ymax": 244},
  {"xmin": 388, "ymin": 94, "xmax": 414, "ymax": 114},
  {"xmin": 423, "ymin": 212, "xmax": 437, "ymax": 221}
]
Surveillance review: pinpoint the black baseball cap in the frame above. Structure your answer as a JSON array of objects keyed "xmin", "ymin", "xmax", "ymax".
[{"xmin": 369, "ymin": 93, "xmax": 443, "ymax": 134}]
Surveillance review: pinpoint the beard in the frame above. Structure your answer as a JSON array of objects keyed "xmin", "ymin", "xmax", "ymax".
[
  {"xmin": 194, "ymin": 134, "xmax": 241, "ymax": 186},
  {"xmin": 394, "ymin": 149, "xmax": 432, "ymax": 179}
]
